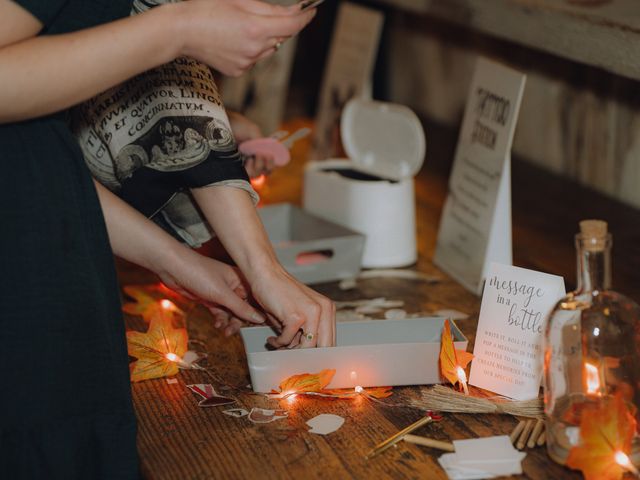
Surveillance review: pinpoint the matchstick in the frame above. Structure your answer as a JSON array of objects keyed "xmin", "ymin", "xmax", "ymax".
[
  {"xmin": 517, "ymin": 419, "xmax": 535, "ymax": 450},
  {"xmin": 527, "ymin": 419, "xmax": 545, "ymax": 448},
  {"xmin": 510, "ymin": 420, "xmax": 526, "ymax": 444},
  {"xmin": 403, "ymin": 434, "xmax": 455, "ymax": 452},
  {"xmin": 366, "ymin": 415, "xmax": 434, "ymax": 459}
]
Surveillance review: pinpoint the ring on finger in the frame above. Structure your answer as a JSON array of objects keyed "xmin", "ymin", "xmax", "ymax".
[
  {"xmin": 303, "ymin": 331, "xmax": 315, "ymax": 341},
  {"xmin": 274, "ymin": 40, "xmax": 283, "ymax": 51}
]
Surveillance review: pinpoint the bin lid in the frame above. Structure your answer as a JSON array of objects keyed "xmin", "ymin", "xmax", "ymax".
[{"xmin": 340, "ymin": 99, "xmax": 426, "ymax": 181}]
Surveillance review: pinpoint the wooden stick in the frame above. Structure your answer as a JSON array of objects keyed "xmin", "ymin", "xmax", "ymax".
[
  {"xmin": 536, "ymin": 430, "xmax": 546, "ymax": 447},
  {"xmin": 403, "ymin": 434, "xmax": 455, "ymax": 452},
  {"xmin": 527, "ymin": 419, "xmax": 545, "ymax": 448},
  {"xmin": 517, "ymin": 419, "xmax": 535, "ymax": 450},
  {"xmin": 365, "ymin": 415, "xmax": 434, "ymax": 459},
  {"xmin": 510, "ymin": 420, "xmax": 526, "ymax": 444}
]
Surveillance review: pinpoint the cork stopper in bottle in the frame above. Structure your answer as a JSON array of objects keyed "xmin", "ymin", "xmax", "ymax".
[{"xmin": 579, "ymin": 219, "xmax": 608, "ymax": 252}]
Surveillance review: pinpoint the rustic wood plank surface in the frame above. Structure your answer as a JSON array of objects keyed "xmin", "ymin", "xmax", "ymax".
[
  {"xmin": 370, "ymin": 0, "xmax": 640, "ymax": 82},
  {"xmin": 117, "ymin": 118, "xmax": 640, "ymax": 479}
]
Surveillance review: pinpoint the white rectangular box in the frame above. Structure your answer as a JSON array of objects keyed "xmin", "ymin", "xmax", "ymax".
[
  {"xmin": 240, "ymin": 317, "xmax": 468, "ymax": 393},
  {"xmin": 258, "ymin": 203, "xmax": 365, "ymax": 284}
]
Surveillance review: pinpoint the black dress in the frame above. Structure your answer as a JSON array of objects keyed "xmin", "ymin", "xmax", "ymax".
[{"xmin": 0, "ymin": 1, "xmax": 139, "ymax": 478}]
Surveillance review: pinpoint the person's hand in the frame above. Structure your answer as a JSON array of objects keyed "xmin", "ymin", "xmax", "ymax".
[
  {"xmin": 175, "ymin": 0, "xmax": 316, "ymax": 76},
  {"xmin": 208, "ymin": 306, "xmax": 251, "ymax": 337},
  {"xmin": 249, "ymin": 265, "xmax": 336, "ymax": 348},
  {"xmin": 228, "ymin": 110, "xmax": 276, "ymax": 178},
  {"xmin": 189, "ymin": 186, "xmax": 335, "ymax": 348},
  {"xmin": 157, "ymin": 244, "xmax": 267, "ymax": 327}
]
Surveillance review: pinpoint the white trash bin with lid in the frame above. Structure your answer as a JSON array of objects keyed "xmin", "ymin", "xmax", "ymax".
[{"xmin": 303, "ymin": 99, "xmax": 426, "ymax": 268}]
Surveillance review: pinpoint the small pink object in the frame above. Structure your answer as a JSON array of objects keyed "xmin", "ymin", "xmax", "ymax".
[{"xmin": 239, "ymin": 138, "xmax": 291, "ymax": 167}]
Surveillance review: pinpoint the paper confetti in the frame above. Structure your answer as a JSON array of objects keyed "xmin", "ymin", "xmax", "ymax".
[
  {"xmin": 186, "ymin": 384, "xmax": 236, "ymax": 407},
  {"xmin": 248, "ymin": 408, "xmax": 289, "ymax": 424},
  {"xmin": 223, "ymin": 409, "xmax": 249, "ymax": 418},
  {"xmin": 306, "ymin": 414, "xmax": 345, "ymax": 435}
]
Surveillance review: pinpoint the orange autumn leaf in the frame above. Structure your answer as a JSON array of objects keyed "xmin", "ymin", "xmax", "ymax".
[
  {"xmin": 122, "ymin": 285, "xmax": 160, "ymax": 319},
  {"xmin": 439, "ymin": 319, "xmax": 474, "ymax": 389},
  {"xmin": 122, "ymin": 284, "xmax": 189, "ymax": 323},
  {"xmin": 278, "ymin": 369, "xmax": 336, "ymax": 395},
  {"xmin": 567, "ymin": 392, "xmax": 637, "ymax": 480},
  {"xmin": 126, "ymin": 314, "xmax": 188, "ymax": 382},
  {"xmin": 363, "ymin": 386, "xmax": 393, "ymax": 398}
]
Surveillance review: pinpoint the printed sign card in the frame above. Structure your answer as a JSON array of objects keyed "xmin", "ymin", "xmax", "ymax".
[
  {"xmin": 469, "ymin": 262, "xmax": 566, "ymax": 400},
  {"xmin": 312, "ymin": 2, "xmax": 384, "ymax": 159},
  {"xmin": 434, "ymin": 57, "xmax": 526, "ymax": 294}
]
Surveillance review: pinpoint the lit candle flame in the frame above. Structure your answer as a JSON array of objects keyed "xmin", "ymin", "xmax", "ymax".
[
  {"xmin": 614, "ymin": 451, "xmax": 639, "ymax": 475},
  {"xmin": 355, "ymin": 385, "xmax": 363, "ymax": 393},
  {"xmin": 585, "ymin": 362, "xmax": 601, "ymax": 396},
  {"xmin": 456, "ymin": 366, "xmax": 469, "ymax": 395}
]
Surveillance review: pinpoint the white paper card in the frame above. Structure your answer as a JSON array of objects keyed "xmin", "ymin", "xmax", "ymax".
[
  {"xmin": 469, "ymin": 262, "xmax": 566, "ymax": 399},
  {"xmin": 439, "ymin": 435, "xmax": 526, "ymax": 479},
  {"xmin": 312, "ymin": 2, "xmax": 384, "ymax": 159},
  {"xmin": 434, "ymin": 57, "xmax": 526, "ymax": 294},
  {"xmin": 453, "ymin": 435, "xmax": 523, "ymax": 463}
]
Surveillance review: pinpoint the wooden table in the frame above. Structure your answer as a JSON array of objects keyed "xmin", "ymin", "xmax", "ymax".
[{"xmin": 118, "ymin": 119, "xmax": 640, "ymax": 479}]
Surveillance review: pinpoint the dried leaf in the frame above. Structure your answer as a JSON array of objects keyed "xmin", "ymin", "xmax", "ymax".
[
  {"xmin": 122, "ymin": 284, "xmax": 189, "ymax": 323},
  {"xmin": 567, "ymin": 392, "xmax": 637, "ymax": 480},
  {"xmin": 122, "ymin": 285, "xmax": 160, "ymax": 318},
  {"xmin": 322, "ymin": 386, "xmax": 393, "ymax": 399},
  {"xmin": 439, "ymin": 319, "xmax": 474, "ymax": 390},
  {"xmin": 126, "ymin": 314, "xmax": 188, "ymax": 382},
  {"xmin": 275, "ymin": 370, "xmax": 393, "ymax": 399},
  {"xmin": 278, "ymin": 369, "xmax": 335, "ymax": 394},
  {"xmin": 362, "ymin": 386, "xmax": 393, "ymax": 398}
]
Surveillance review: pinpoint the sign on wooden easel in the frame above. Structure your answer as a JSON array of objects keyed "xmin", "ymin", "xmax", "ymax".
[
  {"xmin": 312, "ymin": 2, "xmax": 384, "ymax": 159},
  {"xmin": 434, "ymin": 57, "xmax": 526, "ymax": 295}
]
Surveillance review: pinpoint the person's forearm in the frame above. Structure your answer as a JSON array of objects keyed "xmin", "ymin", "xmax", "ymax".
[
  {"xmin": 0, "ymin": 3, "xmax": 182, "ymax": 123},
  {"xmin": 94, "ymin": 180, "xmax": 184, "ymax": 276},
  {"xmin": 191, "ymin": 186, "xmax": 282, "ymax": 281}
]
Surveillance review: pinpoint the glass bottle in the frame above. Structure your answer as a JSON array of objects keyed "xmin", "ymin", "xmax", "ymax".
[{"xmin": 544, "ymin": 220, "xmax": 640, "ymax": 466}]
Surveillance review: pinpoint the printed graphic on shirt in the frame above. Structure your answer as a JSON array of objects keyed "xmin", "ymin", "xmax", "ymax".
[{"xmin": 73, "ymin": 57, "xmax": 255, "ymax": 246}]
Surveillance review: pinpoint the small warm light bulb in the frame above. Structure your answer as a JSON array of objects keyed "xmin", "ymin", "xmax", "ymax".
[
  {"xmin": 355, "ymin": 385, "xmax": 363, "ymax": 393},
  {"xmin": 614, "ymin": 451, "xmax": 639, "ymax": 474},
  {"xmin": 585, "ymin": 362, "xmax": 601, "ymax": 396},
  {"xmin": 615, "ymin": 451, "xmax": 631, "ymax": 467},
  {"xmin": 251, "ymin": 175, "xmax": 266, "ymax": 189},
  {"xmin": 161, "ymin": 299, "xmax": 176, "ymax": 310},
  {"xmin": 165, "ymin": 352, "xmax": 179, "ymax": 362},
  {"xmin": 456, "ymin": 366, "xmax": 469, "ymax": 395},
  {"xmin": 593, "ymin": 327, "xmax": 600, "ymax": 337}
]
